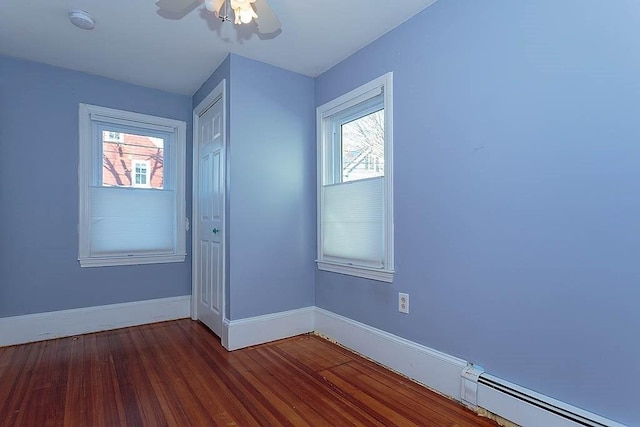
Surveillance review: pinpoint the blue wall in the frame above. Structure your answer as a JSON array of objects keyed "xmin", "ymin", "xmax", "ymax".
[
  {"xmin": 0, "ymin": 56, "xmax": 193, "ymax": 317},
  {"xmin": 227, "ymin": 55, "xmax": 315, "ymax": 319},
  {"xmin": 193, "ymin": 54, "xmax": 316, "ymax": 320},
  {"xmin": 192, "ymin": 56, "xmax": 231, "ymax": 109},
  {"xmin": 315, "ymin": 1, "xmax": 640, "ymax": 425}
]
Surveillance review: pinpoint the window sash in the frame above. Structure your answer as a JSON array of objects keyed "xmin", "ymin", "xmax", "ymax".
[{"xmin": 326, "ymin": 92, "xmax": 384, "ymax": 186}]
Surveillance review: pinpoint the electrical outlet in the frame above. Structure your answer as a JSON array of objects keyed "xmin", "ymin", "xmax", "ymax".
[{"xmin": 398, "ymin": 293, "xmax": 409, "ymax": 314}]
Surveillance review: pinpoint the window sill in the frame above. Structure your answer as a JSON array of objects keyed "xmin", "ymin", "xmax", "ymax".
[
  {"xmin": 316, "ymin": 260, "xmax": 394, "ymax": 283},
  {"xmin": 79, "ymin": 254, "xmax": 186, "ymax": 268}
]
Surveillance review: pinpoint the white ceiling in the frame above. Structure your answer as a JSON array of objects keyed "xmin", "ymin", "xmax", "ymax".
[{"xmin": 0, "ymin": 0, "xmax": 437, "ymax": 95}]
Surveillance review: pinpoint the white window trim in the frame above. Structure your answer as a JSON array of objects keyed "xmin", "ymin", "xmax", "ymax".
[
  {"xmin": 78, "ymin": 104, "xmax": 187, "ymax": 267},
  {"xmin": 316, "ymin": 72, "xmax": 394, "ymax": 283}
]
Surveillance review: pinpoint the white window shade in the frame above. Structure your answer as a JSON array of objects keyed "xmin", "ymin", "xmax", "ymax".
[
  {"xmin": 322, "ymin": 177, "xmax": 384, "ymax": 267},
  {"xmin": 322, "ymin": 86, "xmax": 383, "ymax": 119},
  {"xmin": 89, "ymin": 187, "xmax": 175, "ymax": 255}
]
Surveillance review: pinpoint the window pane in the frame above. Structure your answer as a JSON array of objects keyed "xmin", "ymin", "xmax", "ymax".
[
  {"xmin": 341, "ymin": 110, "xmax": 384, "ymax": 183},
  {"xmin": 102, "ymin": 131, "xmax": 164, "ymax": 189}
]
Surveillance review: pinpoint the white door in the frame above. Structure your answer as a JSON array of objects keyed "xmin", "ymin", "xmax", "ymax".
[{"xmin": 194, "ymin": 96, "xmax": 224, "ymax": 337}]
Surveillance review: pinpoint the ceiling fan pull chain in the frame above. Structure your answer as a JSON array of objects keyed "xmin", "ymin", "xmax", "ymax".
[{"xmin": 223, "ymin": 0, "xmax": 229, "ymax": 21}]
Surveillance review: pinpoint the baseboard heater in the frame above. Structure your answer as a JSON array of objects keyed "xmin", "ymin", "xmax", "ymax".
[{"xmin": 473, "ymin": 373, "xmax": 625, "ymax": 427}]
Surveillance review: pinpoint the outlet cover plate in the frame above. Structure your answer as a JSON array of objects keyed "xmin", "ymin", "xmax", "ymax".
[{"xmin": 399, "ymin": 293, "xmax": 409, "ymax": 314}]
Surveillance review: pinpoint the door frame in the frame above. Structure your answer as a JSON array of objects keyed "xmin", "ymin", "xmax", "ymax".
[{"xmin": 191, "ymin": 79, "xmax": 226, "ymax": 328}]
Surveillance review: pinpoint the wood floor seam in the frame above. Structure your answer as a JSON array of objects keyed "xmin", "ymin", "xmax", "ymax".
[{"xmin": 0, "ymin": 320, "xmax": 498, "ymax": 427}]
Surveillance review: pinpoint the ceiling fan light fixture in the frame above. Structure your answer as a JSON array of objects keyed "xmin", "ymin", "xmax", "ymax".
[
  {"xmin": 230, "ymin": 0, "xmax": 257, "ymax": 25},
  {"xmin": 238, "ymin": 8, "xmax": 257, "ymax": 24},
  {"xmin": 69, "ymin": 9, "xmax": 95, "ymax": 30},
  {"xmin": 155, "ymin": 0, "xmax": 279, "ymax": 32}
]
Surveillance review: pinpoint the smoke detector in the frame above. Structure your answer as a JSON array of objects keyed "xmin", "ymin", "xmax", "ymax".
[{"xmin": 69, "ymin": 9, "xmax": 95, "ymax": 30}]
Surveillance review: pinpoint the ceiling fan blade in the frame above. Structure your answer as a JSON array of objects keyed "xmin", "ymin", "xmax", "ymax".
[
  {"xmin": 155, "ymin": 0, "xmax": 199, "ymax": 14},
  {"xmin": 211, "ymin": 0, "xmax": 225, "ymax": 16},
  {"xmin": 253, "ymin": 0, "xmax": 281, "ymax": 34}
]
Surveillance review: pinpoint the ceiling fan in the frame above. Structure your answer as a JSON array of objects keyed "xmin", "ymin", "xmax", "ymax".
[{"xmin": 156, "ymin": 0, "xmax": 281, "ymax": 34}]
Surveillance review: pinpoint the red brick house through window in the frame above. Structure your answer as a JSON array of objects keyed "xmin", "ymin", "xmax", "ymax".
[{"xmin": 102, "ymin": 131, "xmax": 164, "ymax": 189}]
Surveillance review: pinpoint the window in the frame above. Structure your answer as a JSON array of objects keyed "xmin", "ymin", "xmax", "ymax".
[
  {"xmin": 78, "ymin": 104, "xmax": 187, "ymax": 267},
  {"xmin": 132, "ymin": 160, "xmax": 150, "ymax": 188},
  {"xmin": 316, "ymin": 73, "xmax": 394, "ymax": 282}
]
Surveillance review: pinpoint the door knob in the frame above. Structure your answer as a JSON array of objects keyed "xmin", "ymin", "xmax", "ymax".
[{"xmin": 212, "ymin": 228, "xmax": 219, "ymax": 234}]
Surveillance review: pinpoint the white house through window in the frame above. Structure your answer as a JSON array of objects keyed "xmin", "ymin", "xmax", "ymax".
[
  {"xmin": 103, "ymin": 131, "xmax": 123, "ymax": 143},
  {"xmin": 342, "ymin": 110, "xmax": 384, "ymax": 182}
]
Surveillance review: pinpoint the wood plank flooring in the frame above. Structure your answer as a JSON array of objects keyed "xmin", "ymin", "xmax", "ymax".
[{"xmin": 0, "ymin": 319, "xmax": 498, "ymax": 426}]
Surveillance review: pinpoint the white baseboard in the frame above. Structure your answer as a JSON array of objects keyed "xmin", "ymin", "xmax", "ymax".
[
  {"xmin": 1, "ymin": 301, "xmax": 625, "ymax": 427},
  {"xmin": 313, "ymin": 307, "xmax": 624, "ymax": 427},
  {"xmin": 313, "ymin": 307, "xmax": 466, "ymax": 400},
  {"xmin": 0, "ymin": 295, "xmax": 191, "ymax": 347},
  {"xmin": 223, "ymin": 306, "xmax": 315, "ymax": 351}
]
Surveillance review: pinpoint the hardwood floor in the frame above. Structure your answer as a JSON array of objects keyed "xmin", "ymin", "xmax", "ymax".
[{"xmin": 0, "ymin": 319, "xmax": 497, "ymax": 426}]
